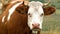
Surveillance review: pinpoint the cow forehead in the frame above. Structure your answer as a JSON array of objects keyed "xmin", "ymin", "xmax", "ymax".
[
  {"xmin": 28, "ymin": 6, "xmax": 43, "ymax": 14},
  {"xmin": 28, "ymin": 1, "xmax": 44, "ymax": 14},
  {"xmin": 28, "ymin": 1, "xmax": 43, "ymax": 7}
]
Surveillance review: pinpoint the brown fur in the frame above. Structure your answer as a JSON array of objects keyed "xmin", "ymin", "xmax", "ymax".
[
  {"xmin": 43, "ymin": 6, "xmax": 56, "ymax": 16},
  {"xmin": 0, "ymin": 1, "xmax": 32, "ymax": 34}
]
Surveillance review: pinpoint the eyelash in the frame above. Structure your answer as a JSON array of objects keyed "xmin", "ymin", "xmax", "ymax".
[
  {"xmin": 40, "ymin": 13, "xmax": 44, "ymax": 16},
  {"xmin": 28, "ymin": 13, "xmax": 32, "ymax": 17},
  {"xmin": 28, "ymin": 13, "xmax": 44, "ymax": 17}
]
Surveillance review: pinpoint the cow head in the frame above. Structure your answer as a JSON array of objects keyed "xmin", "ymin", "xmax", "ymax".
[{"xmin": 27, "ymin": 0, "xmax": 56, "ymax": 31}]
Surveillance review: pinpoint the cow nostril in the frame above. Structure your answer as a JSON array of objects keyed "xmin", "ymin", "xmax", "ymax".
[
  {"xmin": 32, "ymin": 23, "xmax": 40, "ymax": 27},
  {"xmin": 32, "ymin": 23, "xmax": 40, "ymax": 29}
]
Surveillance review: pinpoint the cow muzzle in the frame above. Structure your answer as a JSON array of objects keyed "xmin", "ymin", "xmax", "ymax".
[{"xmin": 32, "ymin": 23, "xmax": 40, "ymax": 31}]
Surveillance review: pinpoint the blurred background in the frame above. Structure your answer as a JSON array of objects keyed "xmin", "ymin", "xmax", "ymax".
[{"xmin": 0, "ymin": 0, "xmax": 60, "ymax": 34}]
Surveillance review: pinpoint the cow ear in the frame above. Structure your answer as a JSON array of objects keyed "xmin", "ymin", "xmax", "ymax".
[{"xmin": 43, "ymin": 6, "xmax": 56, "ymax": 16}]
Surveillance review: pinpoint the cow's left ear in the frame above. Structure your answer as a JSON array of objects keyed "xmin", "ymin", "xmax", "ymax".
[{"xmin": 43, "ymin": 6, "xmax": 56, "ymax": 16}]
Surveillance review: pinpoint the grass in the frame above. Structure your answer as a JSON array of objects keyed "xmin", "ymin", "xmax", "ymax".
[{"xmin": 41, "ymin": 9, "xmax": 60, "ymax": 34}]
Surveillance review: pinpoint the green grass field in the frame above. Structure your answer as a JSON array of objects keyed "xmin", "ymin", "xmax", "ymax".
[{"xmin": 41, "ymin": 9, "xmax": 60, "ymax": 34}]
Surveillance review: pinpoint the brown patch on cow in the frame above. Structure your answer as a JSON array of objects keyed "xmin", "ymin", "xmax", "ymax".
[
  {"xmin": 5, "ymin": 11, "xmax": 32, "ymax": 34},
  {"xmin": 0, "ymin": 1, "xmax": 32, "ymax": 34},
  {"xmin": 15, "ymin": 2, "xmax": 29, "ymax": 14},
  {"xmin": 1, "ymin": 1, "xmax": 22, "ymax": 24},
  {"xmin": 43, "ymin": 6, "xmax": 56, "ymax": 16},
  {"xmin": 1, "ymin": 1, "xmax": 22, "ymax": 21}
]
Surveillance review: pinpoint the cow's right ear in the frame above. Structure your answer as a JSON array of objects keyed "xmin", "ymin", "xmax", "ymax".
[{"xmin": 43, "ymin": 6, "xmax": 56, "ymax": 16}]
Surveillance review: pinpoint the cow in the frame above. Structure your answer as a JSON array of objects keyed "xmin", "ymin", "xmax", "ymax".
[{"xmin": 0, "ymin": 0, "xmax": 56, "ymax": 34}]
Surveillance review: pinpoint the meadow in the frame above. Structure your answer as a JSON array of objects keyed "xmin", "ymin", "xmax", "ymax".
[{"xmin": 41, "ymin": 9, "xmax": 60, "ymax": 34}]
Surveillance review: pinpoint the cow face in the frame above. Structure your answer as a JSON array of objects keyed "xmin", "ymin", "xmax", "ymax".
[
  {"xmin": 28, "ymin": 1, "xmax": 44, "ymax": 30},
  {"xmin": 28, "ymin": 1, "xmax": 56, "ymax": 30}
]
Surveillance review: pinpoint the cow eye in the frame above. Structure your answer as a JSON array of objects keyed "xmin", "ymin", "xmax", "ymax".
[
  {"xmin": 28, "ymin": 13, "xmax": 32, "ymax": 17},
  {"xmin": 40, "ymin": 13, "xmax": 44, "ymax": 16}
]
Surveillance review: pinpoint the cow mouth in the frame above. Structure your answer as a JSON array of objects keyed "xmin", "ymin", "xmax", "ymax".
[
  {"xmin": 32, "ymin": 29, "xmax": 41, "ymax": 34},
  {"xmin": 32, "ymin": 28, "xmax": 41, "ymax": 31},
  {"xmin": 32, "ymin": 26, "xmax": 40, "ymax": 31}
]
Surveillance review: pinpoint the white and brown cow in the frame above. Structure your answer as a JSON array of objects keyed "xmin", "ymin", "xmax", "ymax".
[{"xmin": 0, "ymin": 0, "xmax": 56, "ymax": 34}]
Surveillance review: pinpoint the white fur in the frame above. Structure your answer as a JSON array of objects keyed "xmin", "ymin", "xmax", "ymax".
[
  {"xmin": 2, "ymin": 16, "xmax": 5, "ymax": 23},
  {"xmin": 28, "ymin": 1, "xmax": 43, "ymax": 7},
  {"xmin": 28, "ymin": 1, "xmax": 44, "ymax": 29},
  {"xmin": 7, "ymin": 2, "xmax": 23, "ymax": 21}
]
